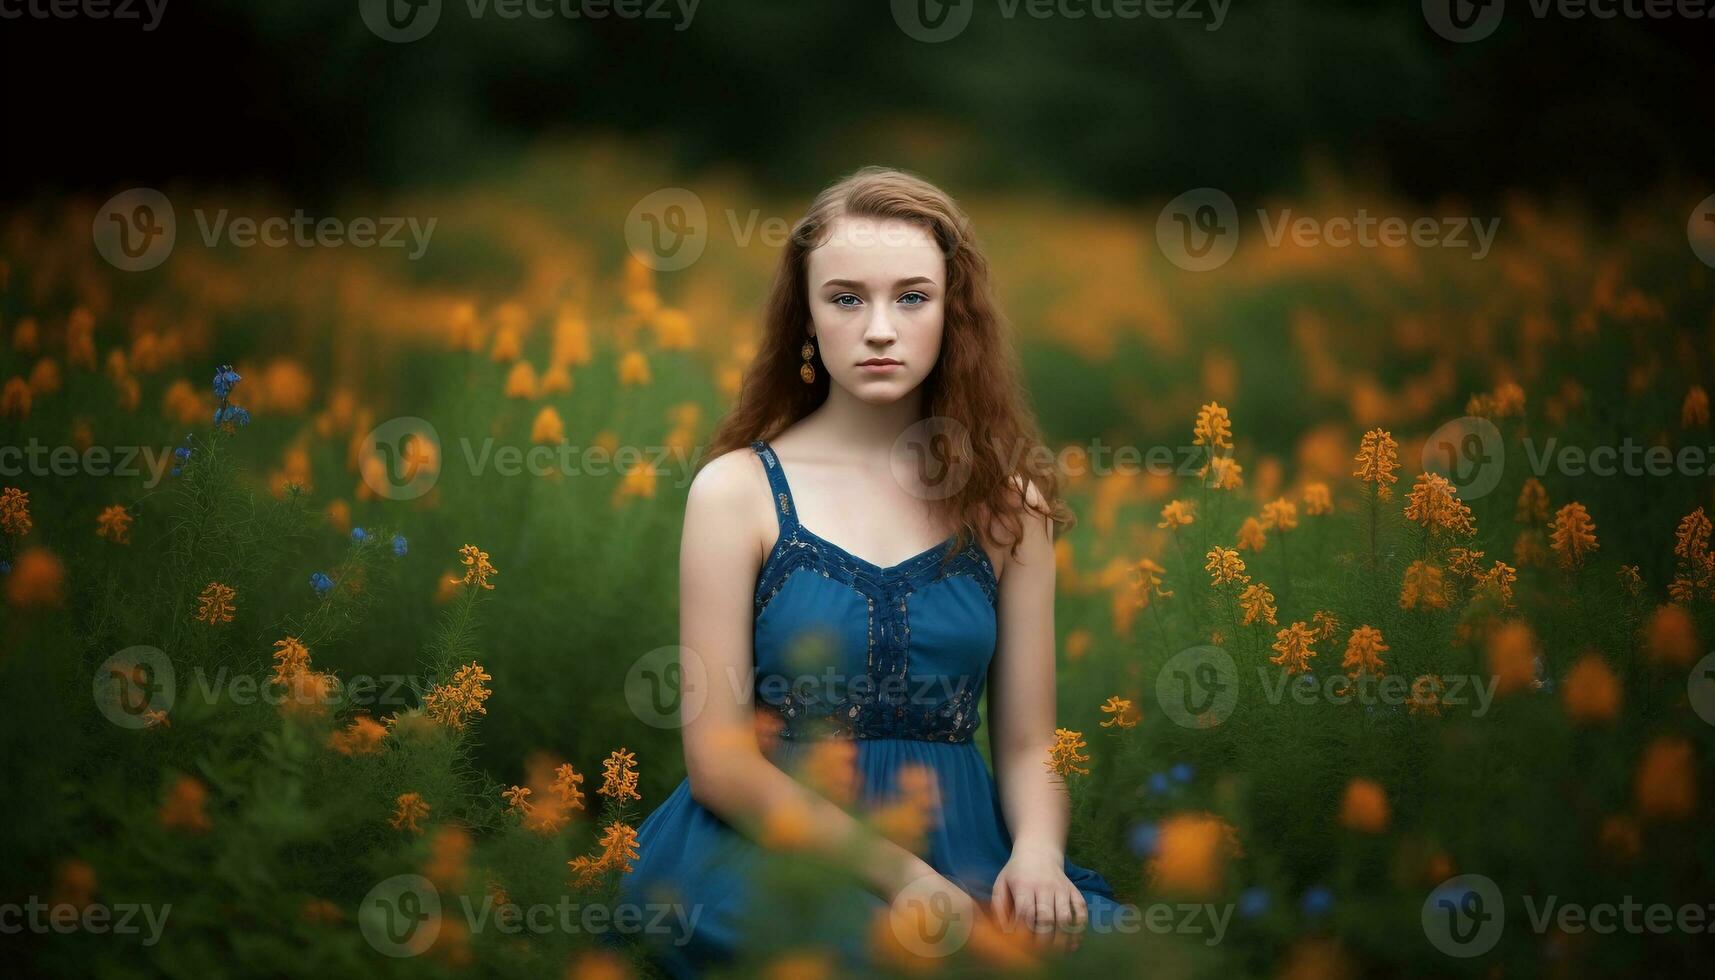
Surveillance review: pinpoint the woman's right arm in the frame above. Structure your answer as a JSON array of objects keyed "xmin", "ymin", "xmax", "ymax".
[{"xmin": 674, "ymin": 452, "xmax": 955, "ymax": 905}]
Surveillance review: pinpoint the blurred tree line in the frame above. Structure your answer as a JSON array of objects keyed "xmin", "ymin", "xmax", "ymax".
[{"xmin": 3, "ymin": 0, "xmax": 1710, "ymax": 209}]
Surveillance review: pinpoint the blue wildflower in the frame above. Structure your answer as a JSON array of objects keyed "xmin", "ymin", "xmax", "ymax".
[
  {"xmin": 1300, "ymin": 885, "xmax": 1334, "ymax": 918},
  {"xmin": 1170, "ymin": 762, "xmax": 1195, "ymax": 783},
  {"xmin": 392, "ymin": 534, "xmax": 408, "ymax": 557},
  {"xmin": 1127, "ymin": 822, "xmax": 1160, "ymax": 858},
  {"xmin": 1237, "ymin": 886, "xmax": 1270, "ymax": 919},
  {"xmin": 310, "ymin": 572, "xmax": 334, "ymax": 596},
  {"xmin": 213, "ymin": 364, "xmax": 242, "ymax": 397},
  {"xmin": 0, "ymin": 560, "xmax": 10, "ymax": 576},
  {"xmin": 1147, "ymin": 771, "xmax": 1171, "ymax": 795},
  {"xmin": 213, "ymin": 404, "xmax": 251, "ymax": 427},
  {"xmin": 351, "ymin": 527, "xmax": 368, "ymax": 544}
]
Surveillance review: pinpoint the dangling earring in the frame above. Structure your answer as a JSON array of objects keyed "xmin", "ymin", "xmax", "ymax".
[{"xmin": 799, "ymin": 334, "xmax": 816, "ymax": 384}]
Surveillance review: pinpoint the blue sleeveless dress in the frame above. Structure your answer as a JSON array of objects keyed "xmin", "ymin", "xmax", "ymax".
[{"xmin": 617, "ymin": 439, "xmax": 1121, "ymax": 975}]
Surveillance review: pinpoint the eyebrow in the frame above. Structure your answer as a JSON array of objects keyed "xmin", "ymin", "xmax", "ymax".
[{"xmin": 819, "ymin": 277, "xmax": 937, "ymax": 289}]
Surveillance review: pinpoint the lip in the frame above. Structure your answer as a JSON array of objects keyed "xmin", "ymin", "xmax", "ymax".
[{"xmin": 858, "ymin": 361, "xmax": 903, "ymax": 374}]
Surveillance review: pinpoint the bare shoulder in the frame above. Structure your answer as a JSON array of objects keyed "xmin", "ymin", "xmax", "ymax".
[{"xmin": 685, "ymin": 445, "xmax": 775, "ymax": 560}]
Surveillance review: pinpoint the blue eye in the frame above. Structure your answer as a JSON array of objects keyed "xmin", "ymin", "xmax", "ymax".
[
  {"xmin": 899, "ymin": 291, "xmax": 929, "ymax": 306},
  {"xmin": 833, "ymin": 294, "xmax": 861, "ymax": 308}
]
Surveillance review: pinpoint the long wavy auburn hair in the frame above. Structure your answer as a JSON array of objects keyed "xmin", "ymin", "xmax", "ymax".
[{"xmin": 703, "ymin": 165, "xmax": 1073, "ymax": 569}]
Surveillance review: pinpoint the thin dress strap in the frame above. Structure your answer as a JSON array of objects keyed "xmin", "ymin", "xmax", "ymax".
[{"xmin": 749, "ymin": 439, "xmax": 798, "ymax": 532}]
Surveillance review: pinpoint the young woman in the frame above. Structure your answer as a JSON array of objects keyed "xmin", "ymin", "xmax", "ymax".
[{"xmin": 618, "ymin": 166, "xmax": 1122, "ymax": 975}]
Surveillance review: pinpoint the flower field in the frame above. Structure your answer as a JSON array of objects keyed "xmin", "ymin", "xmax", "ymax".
[{"xmin": 2, "ymin": 144, "xmax": 1712, "ymax": 978}]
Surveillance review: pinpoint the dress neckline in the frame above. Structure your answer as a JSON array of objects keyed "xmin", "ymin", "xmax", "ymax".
[{"xmin": 757, "ymin": 438, "xmax": 972, "ymax": 578}]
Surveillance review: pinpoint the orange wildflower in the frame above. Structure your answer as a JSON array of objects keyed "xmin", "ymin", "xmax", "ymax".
[
  {"xmin": 1684, "ymin": 385, "xmax": 1710, "ymax": 427},
  {"xmin": 1147, "ymin": 812, "xmax": 1242, "ymax": 897},
  {"xmin": 159, "ymin": 775, "xmax": 212, "ymax": 833},
  {"xmin": 1353, "ymin": 429, "xmax": 1400, "ymax": 499},
  {"xmin": 95, "ymin": 504, "xmax": 134, "ymax": 544},
  {"xmin": 1562, "ymin": 654, "xmax": 1620, "ymax": 724},
  {"xmin": 424, "ymin": 825, "xmax": 471, "ymax": 891},
  {"xmin": 391, "ymin": 792, "xmax": 430, "ymax": 833},
  {"xmin": 1204, "ymin": 546, "xmax": 1249, "ymax": 588},
  {"xmin": 1617, "ymin": 565, "xmax": 1643, "ymax": 597},
  {"xmin": 1643, "ymin": 604, "xmax": 1698, "ymax": 667},
  {"xmin": 1129, "ymin": 557, "xmax": 1173, "ymax": 609},
  {"xmin": 1472, "ymin": 561, "xmax": 1518, "ymax": 609},
  {"xmin": 451, "ymin": 544, "xmax": 498, "ymax": 589},
  {"xmin": 4, "ymin": 547, "xmax": 65, "ymax": 606},
  {"xmin": 531, "ymin": 406, "xmax": 564, "ymax": 444},
  {"xmin": 1236, "ymin": 516, "xmax": 1267, "ymax": 552},
  {"xmin": 1487, "ymin": 621, "xmax": 1539, "ymax": 696},
  {"xmin": 618, "ymin": 350, "xmax": 651, "ymax": 386},
  {"xmin": 1302, "ymin": 482, "xmax": 1333, "ymax": 516},
  {"xmin": 1673, "ymin": 507, "xmax": 1712, "ymax": 565},
  {"xmin": 1046, "ymin": 728, "xmax": 1090, "ymax": 777},
  {"xmin": 195, "ymin": 582, "xmax": 236, "ymax": 624},
  {"xmin": 503, "ymin": 361, "xmax": 537, "ymax": 399},
  {"xmin": 327, "ymin": 715, "xmax": 388, "ymax": 755},
  {"xmin": 1399, "ymin": 561, "xmax": 1449, "ymax": 611},
  {"xmin": 422, "ymin": 662, "xmax": 494, "ymax": 731},
  {"xmin": 1311, "ymin": 610, "xmax": 1341, "ymax": 642},
  {"xmin": 553, "ymin": 763, "xmax": 588, "ymax": 812},
  {"xmin": 1269, "ymin": 622, "xmax": 1318, "ymax": 675},
  {"xmin": 1238, "ymin": 582, "xmax": 1277, "ymax": 627},
  {"xmin": 1634, "ymin": 736, "xmax": 1696, "ymax": 821},
  {"xmin": 1192, "ymin": 402, "xmax": 1234, "ymax": 450},
  {"xmin": 1408, "ymin": 675, "xmax": 1444, "ymax": 717},
  {"xmin": 1548, "ymin": 502, "xmax": 1598, "ymax": 570},
  {"xmin": 1341, "ymin": 626, "xmax": 1389, "ymax": 679},
  {"xmin": 1338, "ymin": 778, "xmax": 1390, "ymax": 833},
  {"xmin": 0, "ymin": 377, "xmax": 29, "ymax": 419},
  {"xmin": 1447, "ymin": 547, "xmax": 1486, "ymax": 579},
  {"xmin": 270, "ymin": 636, "xmax": 312, "ymax": 683},
  {"xmin": 1404, "ymin": 472, "xmax": 1477, "ymax": 538},
  {"xmin": 1098, "ymin": 696, "xmax": 1139, "ymax": 729},
  {"xmin": 1158, "ymin": 499, "xmax": 1195, "ymax": 529},
  {"xmin": 1515, "ymin": 477, "xmax": 1550, "ymax": 524},
  {"xmin": 1203, "ymin": 455, "xmax": 1243, "ymax": 490},
  {"xmin": 1261, "ymin": 497, "xmax": 1298, "ymax": 532},
  {"xmin": 502, "ymin": 785, "xmax": 533, "ymax": 814},
  {"xmin": 599, "ymin": 747, "xmax": 642, "ymax": 803},
  {"xmin": 0, "ymin": 486, "xmax": 31, "ymax": 535}
]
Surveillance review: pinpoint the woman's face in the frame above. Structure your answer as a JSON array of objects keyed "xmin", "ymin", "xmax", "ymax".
[{"xmin": 804, "ymin": 214, "xmax": 946, "ymax": 405}]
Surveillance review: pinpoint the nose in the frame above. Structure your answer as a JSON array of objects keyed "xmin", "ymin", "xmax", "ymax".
[{"xmin": 862, "ymin": 305, "xmax": 899, "ymax": 346}]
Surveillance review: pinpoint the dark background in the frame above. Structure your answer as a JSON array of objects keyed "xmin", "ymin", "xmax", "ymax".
[{"xmin": 4, "ymin": 0, "xmax": 1711, "ymax": 210}]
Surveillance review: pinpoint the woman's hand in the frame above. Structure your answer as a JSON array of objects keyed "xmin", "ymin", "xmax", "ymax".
[{"xmin": 990, "ymin": 845, "xmax": 1088, "ymax": 952}]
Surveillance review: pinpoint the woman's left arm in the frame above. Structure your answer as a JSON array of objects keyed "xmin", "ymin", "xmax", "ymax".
[{"xmin": 986, "ymin": 478, "xmax": 1087, "ymax": 952}]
